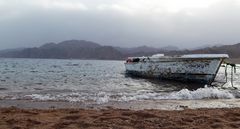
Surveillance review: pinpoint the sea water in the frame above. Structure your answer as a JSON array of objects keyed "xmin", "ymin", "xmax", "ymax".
[{"xmin": 0, "ymin": 58, "xmax": 239, "ymax": 105}]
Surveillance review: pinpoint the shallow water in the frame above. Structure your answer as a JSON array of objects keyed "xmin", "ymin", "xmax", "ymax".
[{"xmin": 0, "ymin": 58, "xmax": 239, "ymax": 105}]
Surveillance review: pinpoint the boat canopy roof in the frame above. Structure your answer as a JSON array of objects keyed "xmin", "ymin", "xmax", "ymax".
[
  {"xmin": 182, "ymin": 54, "xmax": 229, "ymax": 58},
  {"xmin": 128, "ymin": 54, "xmax": 229, "ymax": 59}
]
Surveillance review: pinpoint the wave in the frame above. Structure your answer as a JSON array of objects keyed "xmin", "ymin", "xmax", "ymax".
[{"xmin": 20, "ymin": 87, "xmax": 237, "ymax": 104}]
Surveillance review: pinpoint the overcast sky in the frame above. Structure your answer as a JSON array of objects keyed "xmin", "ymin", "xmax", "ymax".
[{"xmin": 1, "ymin": 0, "xmax": 240, "ymax": 49}]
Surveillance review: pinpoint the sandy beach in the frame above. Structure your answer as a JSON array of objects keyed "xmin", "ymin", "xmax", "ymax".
[
  {"xmin": 0, "ymin": 99, "xmax": 240, "ymax": 128},
  {"xmin": 0, "ymin": 107, "xmax": 240, "ymax": 129}
]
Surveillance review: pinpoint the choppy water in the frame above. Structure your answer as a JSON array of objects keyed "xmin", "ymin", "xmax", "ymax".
[{"xmin": 0, "ymin": 58, "xmax": 240, "ymax": 104}]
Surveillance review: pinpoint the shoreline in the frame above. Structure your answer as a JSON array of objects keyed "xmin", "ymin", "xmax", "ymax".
[{"xmin": 1, "ymin": 99, "xmax": 240, "ymax": 110}]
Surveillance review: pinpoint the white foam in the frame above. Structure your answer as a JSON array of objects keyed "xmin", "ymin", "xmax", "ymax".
[
  {"xmin": 21, "ymin": 87, "xmax": 237, "ymax": 104},
  {"xmin": 168, "ymin": 87, "xmax": 235, "ymax": 99},
  {"xmin": 114, "ymin": 87, "xmax": 236, "ymax": 101},
  {"xmin": 25, "ymin": 94, "xmax": 56, "ymax": 101},
  {"xmin": 96, "ymin": 92, "xmax": 110, "ymax": 104}
]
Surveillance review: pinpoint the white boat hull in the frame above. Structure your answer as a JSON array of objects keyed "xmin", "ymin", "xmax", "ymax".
[{"xmin": 125, "ymin": 57, "xmax": 224, "ymax": 84}]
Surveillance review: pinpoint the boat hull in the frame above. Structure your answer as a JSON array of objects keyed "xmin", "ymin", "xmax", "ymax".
[{"xmin": 125, "ymin": 58, "xmax": 223, "ymax": 84}]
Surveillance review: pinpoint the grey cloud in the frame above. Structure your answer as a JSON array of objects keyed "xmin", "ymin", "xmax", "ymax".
[{"xmin": 0, "ymin": 0, "xmax": 240, "ymax": 50}]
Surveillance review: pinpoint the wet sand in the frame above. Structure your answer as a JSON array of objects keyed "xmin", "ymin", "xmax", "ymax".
[
  {"xmin": 0, "ymin": 100, "xmax": 240, "ymax": 129},
  {"xmin": 1, "ymin": 107, "xmax": 240, "ymax": 129},
  {"xmin": 1, "ymin": 99, "xmax": 240, "ymax": 110}
]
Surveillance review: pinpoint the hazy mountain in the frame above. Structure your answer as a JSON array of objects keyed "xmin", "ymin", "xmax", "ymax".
[
  {"xmin": 115, "ymin": 45, "xmax": 178, "ymax": 54},
  {"xmin": 0, "ymin": 40, "xmax": 239, "ymax": 60},
  {"xmin": 0, "ymin": 48, "xmax": 26, "ymax": 57},
  {"xmin": 161, "ymin": 45, "xmax": 179, "ymax": 51},
  {"xmin": 0, "ymin": 40, "xmax": 123, "ymax": 60},
  {"xmin": 188, "ymin": 43, "xmax": 240, "ymax": 58},
  {"xmin": 122, "ymin": 43, "xmax": 240, "ymax": 58},
  {"xmin": 115, "ymin": 46, "xmax": 159, "ymax": 54},
  {"xmin": 189, "ymin": 44, "xmax": 224, "ymax": 50},
  {"xmin": 0, "ymin": 48, "xmax": 25, "ymax": 53}
]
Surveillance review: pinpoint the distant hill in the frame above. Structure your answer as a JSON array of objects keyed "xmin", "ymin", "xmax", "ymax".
[
  {"xmin": 183, "ymin": 43, "xmax": 240, "ymax": 58},
  {"xmin": 115, "ymin": 45, "xmax": 178, "ymax": 54},
  {"xmin": 0, "ymin": 40, "xmax": 123, "ymax": 60},
  {"xmin": 119, "ymin": 43, "xmax": 240, "ymax": 59},
  {"xmin": 161, "ymin": 45, "xmax": 179, "ymax": 51},
  {"xmin": 0, "ymin": 40, "xmax": 240, "ymax": 60},
  {"xmin": 188, "ymin": 44, "xmax": 223, "ymax": 50},
  {"xmin": 0, "ymin": 48, "xmax": 25, "ymax": 54},
  {"xmin": 115, "ymin": 46, "xmax": 159, "ymax": 54}
]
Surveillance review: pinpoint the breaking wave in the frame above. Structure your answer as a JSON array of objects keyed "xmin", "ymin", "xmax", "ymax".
[{"xmin": 19, "ymin": 87, "xmax": 237, "ymax": 104}]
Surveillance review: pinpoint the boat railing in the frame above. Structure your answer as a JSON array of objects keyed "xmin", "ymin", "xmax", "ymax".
[{"xmin": 215, "ymin": 61, "xmax": 239, "ymax": 89}]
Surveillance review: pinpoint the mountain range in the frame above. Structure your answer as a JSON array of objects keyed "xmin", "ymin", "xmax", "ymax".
[{"xmin": 0, "ymin": 40, "xmax": 240, "ymax": 60}]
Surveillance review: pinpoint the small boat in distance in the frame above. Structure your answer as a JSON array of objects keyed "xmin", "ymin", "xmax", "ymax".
[{"xmin": 125, "ymin": 54, "xmax": 229, "ymax": 85}]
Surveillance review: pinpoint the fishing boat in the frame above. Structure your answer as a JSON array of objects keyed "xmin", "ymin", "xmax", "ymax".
[{"xmin": 125, "ymin": 54, "xmax": 229, "ymax": 84}]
